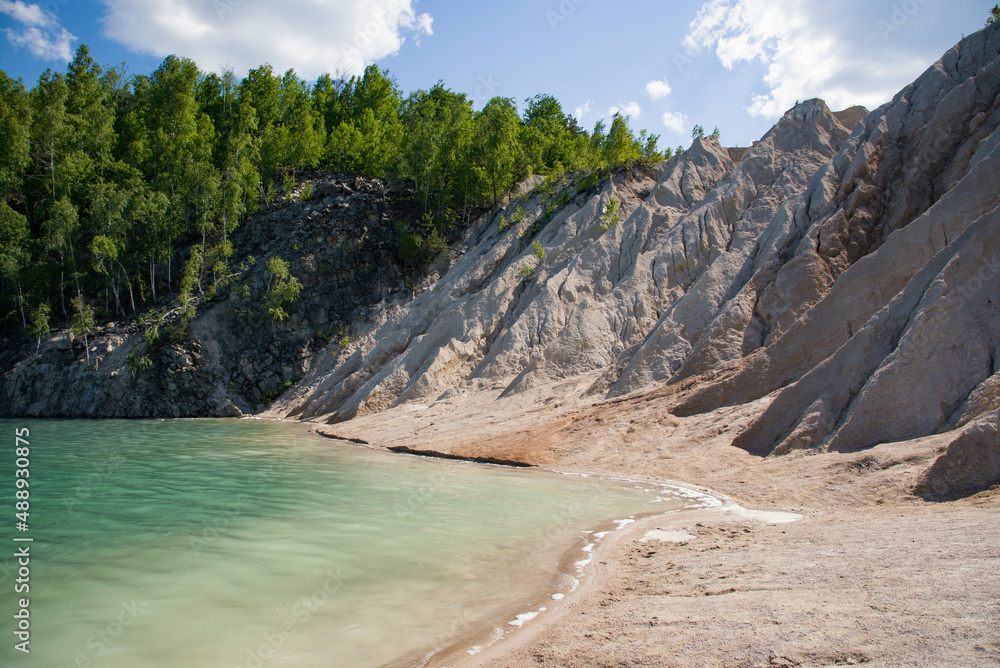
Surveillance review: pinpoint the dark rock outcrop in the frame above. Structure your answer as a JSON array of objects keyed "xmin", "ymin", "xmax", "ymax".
[{"xmin": 1, "ymin": 175, "xmax": 415, "ymax": 417}]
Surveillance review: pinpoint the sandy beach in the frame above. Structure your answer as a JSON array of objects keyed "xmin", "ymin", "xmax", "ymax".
[{"xmin": 311, "ymin": 378, "xmax": 1000, "ymax": 668}]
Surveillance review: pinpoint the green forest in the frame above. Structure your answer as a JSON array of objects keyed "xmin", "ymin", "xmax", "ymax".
[{"xmin": 0, "ymin": 46, "xmax": 667, "ymax": 341}]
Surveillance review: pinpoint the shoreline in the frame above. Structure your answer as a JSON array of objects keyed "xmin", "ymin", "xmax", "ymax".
[
  {"xmin": 400, "ymin": 494, "xmax": 739, "ymax": 668},
  {"xmin": 305, "ymin": 421, "xmax": 818, "ymax": 668},
  {"xmin": 296, "ymin": 386, "xmax": 999, "ymax": 667},
  {"xmin": 304, "ymin": 420, "xmax": 744, "ymax": 667}
]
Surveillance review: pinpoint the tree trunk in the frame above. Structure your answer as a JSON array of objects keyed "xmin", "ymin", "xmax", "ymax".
[
  {"xmin": 117, "ymin": 261, "xmax": 136, "ymax": 313},
  {"xmin": 16, "ymin": 179, "xmax": 31, "ymax": 225},
  {"xmin": 16, "ymin": 282, "xmax": 26, "ymax": 329},
  {"xmin": 60, "ymin": 267, "xmax": 67, "ymax": 319},
  {"xmin": 150, "ymin": 253, "xmax": 157, "ymax": 302}
]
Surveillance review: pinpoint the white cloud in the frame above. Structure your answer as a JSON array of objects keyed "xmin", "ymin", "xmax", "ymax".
[
  {"xmin": 99, "ymin": 0, "xmax": 435, "ymax": 79},
  {"xmin": 609, "ymin": 101, "xmax": 642, "ymax": 118},
  {"xmin": 645, "ymin": 79, "xmax": 672, "ymax": 100},
  {"xmin": 684, "ymin": 0, "xmax": 927, "ymax": 118},
  {"xmin": 415, "ymin": 12, "xmax": 433, "ymax": 39},
  {"xmin": 574, "ymin": 99, "xmax": 591, "ymax": 121},
  {"xmin": 1, "ymin": 0, "xmax": 75, "ymax": 61},
  {"xmin": 4, "ymin": 26, "xmax": 75, "ymax": 60},
  {"xmin": 661, "ymin": 111, "xmax": 689, "ymax": 134},
  {"xmin": 0, "ymin": 0, "xmax": 52, "ymax": 26}
]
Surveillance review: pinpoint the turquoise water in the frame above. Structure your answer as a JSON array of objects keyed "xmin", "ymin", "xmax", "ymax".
[{"xmin": 0, "ymin": 419, "xmax": 700, "ymax": 667}]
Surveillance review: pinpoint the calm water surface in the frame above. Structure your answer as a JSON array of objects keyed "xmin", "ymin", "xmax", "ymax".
[{"xmin": 0, "ymin": 419, "xmax": 706, "ymax": 667}]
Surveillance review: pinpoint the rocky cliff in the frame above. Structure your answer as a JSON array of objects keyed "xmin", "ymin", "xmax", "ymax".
[
  {"xmin": 4, "ymin": 24, "xmax": 999, "ymax": 497},
  {"xmin": 279, "ymin": 23, "xmax": 999, "ymax": 495}
]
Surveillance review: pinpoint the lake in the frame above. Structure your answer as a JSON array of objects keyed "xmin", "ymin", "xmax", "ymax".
[{"xmin": 0, "ymin": 418, "xmax": 714, "ymax": 667}]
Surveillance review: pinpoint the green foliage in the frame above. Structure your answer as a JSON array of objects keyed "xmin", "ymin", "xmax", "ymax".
[
  {"xmin": 638, "ymin": 129, "xmax": 665, "ymax": 167},
  {"xmin": 989, "ymin": 4, "xmax": 999, "ymax": 24},
  {"xmin": 282, "ymin": 172, "xmax": 297, "ymax": 199},
  {"xmin": 0, "ymin": 202, "xmax": 29, "ymax": 281},
  {"xmin": 0, "ymin": 44, "xmax": 671, "ymax": 333},
  {"xmin": 324, "ymin": 65, "xmax": 402, "ymax": 176},
  {"xmin": 27, "ymin": 302, "xmax": 50, "ymax": 350},
  {"xmin": 576, "ymin": 169, "xmax": 604, "ymax": 196},
  {"xmin": 518, "ymin": 265, "xmax": 535, "ymax": 278},
  {"xmin": 70, "ymin": 294, "xmax": 95, "ymax": 362},
  {"xmin": 163, "ymin": 319, "xmax": 188, "ymax": 342},
  {"xmin": 142, "ymin": 323, "xmax": 160, "ymax": 347},
  {"xmin": 532, "ymin": 240, "xmax": 545, "ymax": 259},
  {"xmin": 400, "ymin": 81, "xmax": 474, "ymax": 223},
  {"xmin": 205, "ymin": 268, "xmax": 234, "ymax": 302},
  {"xmin": 300, "ymin": 182, "xmax": 313, "ymax": 201},
  {"xmin": 600, "ymin": 197, "xmax": 621, "ymax": 232},
  {"xmin": 177, "ymin": 245, "xmax": 203, "ymax": 320},
  {"xmin": 603, "ymin": 114, "xmax": 642, "ymax": 167},
  {"xmin": 264, "ymin": 255, "xmax": 302, "ymax": 321},
  {"xmin": 498, "ymin": 205, "xmax": 526, "ymax": 233},
  {"xmin": 140, "ymin": 311, "xmax": 163, "ymax": 347},
  {"xmin": 473, "ymin": 97, "xmax": 522, "ymax": 207},
  {"xmin": 520, "ymin": 93, "xmax": 584, "ymax": 175},
  {"xmin": 317, "ymin": 321, "xmax": 352, "ymax": 349},
  {"xmin": 540, "ymin": 174, "xmax": 557, "ymax": 197},
  {"xmin": 260, "ymin": 380, "xmax": 294, "ymax": 405},
  {"xmin": 692, "ymin": 124, "xmax": 705, "ymax": 139},
  {"xmin": 126, "ymin": 350, "xmax": 153, "ymax": 375},
  {"xmin": 336, "ymin": 323, "xmax": 352, "ymax": 351},
  {"xmin": 70, "ymin": 294, "xmax": 94, "ymax": 337},
  {"xmin": 521, "ymin": 220, "xmax": 545, "ymax": 247},
  {"xmin": 0, "ymin": 70, "xmax": 31, "ymax": 201},
  {"xmin": 396, "ymin": 212, "xmax": 448, "ymax": 269}
]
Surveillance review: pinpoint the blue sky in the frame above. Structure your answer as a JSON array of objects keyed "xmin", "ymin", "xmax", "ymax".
[{"xmin": 1, "ymin": 0, "xmax": 996, "ymax": 147}]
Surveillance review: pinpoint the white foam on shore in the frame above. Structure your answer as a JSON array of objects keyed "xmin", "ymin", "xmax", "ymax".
[
  {"xmin": 642, "ymin": 529, "xmax": 695, "ymax": 543},
  {"xmin": 613, "ymin": 518, "xmax": 635, "ymax": 529},
  {"xmin": 551, "ymin": 593, "xmax": 565, "ymax": 600},
  {"xmin": 508, "ymin": 606, "xmax": 546, "ymax": 627},
  {"xmin": 724, "ymin": 505, "xmax": 802, "ymax": 524},
  {"xmin": 669, "ymin": 486, "xmax": 725, "ymax": 508},
  {"xmin": 582, "ymin": 543, "xmax": 595, "ymax": 553}
]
